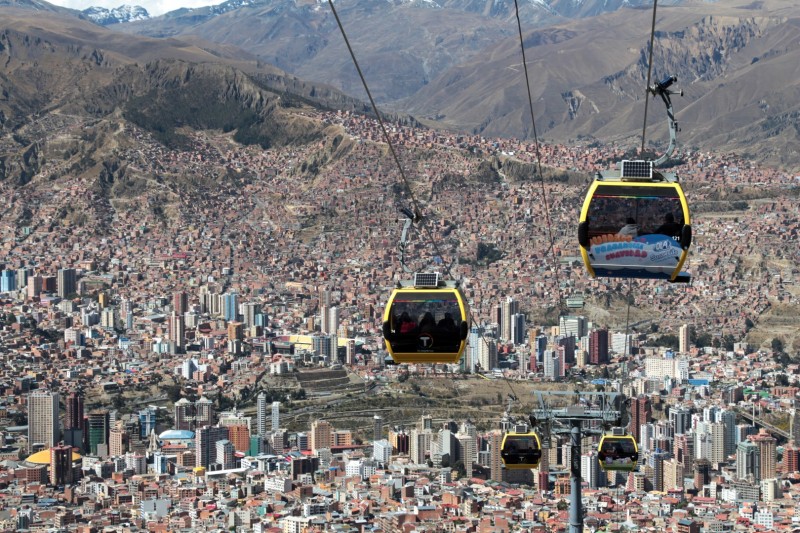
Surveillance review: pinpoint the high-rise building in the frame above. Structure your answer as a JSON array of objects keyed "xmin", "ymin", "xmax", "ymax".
[
  {"xmin": 0, "ymin": 270, "xmax": 16, "ymax": 293},
  {"xmin": 195, "ymin": 397, "xmax": 215, "ymax": 427},
  {"xmin": 791, "ymin": 408, "xmax": 800, "ymax": 444},
  {"xmin": 310, "ymin": 420, "xmax": 333, "ymax": 453},
  {"xmin": 409, "ymin": 428, "xmax": 433, "ymax": 465},
  {"xmin": 629, "ymin": 396, "xmax": 651, "ymax": 444},
  {"xmin": 693, "ymin": 459, "xmax": 711, "ymax": 489},
  {"xmin": 581, "ymin": 451, "xmax": 604, "ymax": 489},
  {"xmin": 173, "ymin": 291, "xmax": 188, "ymax": 315},
  {"xmin": 467, "ymin": 326, "xmax": 484, "ymax": 373},
  {"xmin": 611, "ymin": 332, "xmax": 635, "ymax": 356},
  {"xmin": 669, "ymin": 406, "xmax": 691, "ymax": 436},
  {"xmin": 196, "ymin": 426, "xmax": 230, "ymax": 468},
  {"xmin": 489, "ymin": 431, "xmax": 503, "ymax": 482},
  {"xmin": 662, "ymin": 458, "xmax": 684, "ymax": 491},
  {"xmin": 675, "ymin": 433, "xmax": 694, "ymax": 468},
  {"xmin": 256, "ymin": 393, "xmax": 268, "ymax": 437},
  {"xmin": 216, "ymin": 439, "xmax": 235, "ymax": 469},
  {"xmin": 174, "ymin": 398, "xmax": 193, "ymax": 431},
  {"xmin": 750, "ymin": 429, "xmax": 776, "ymax": 480},
  {"xmin": 99, "ymin": 307, "xmax": 115, "ymax": 331},
  {"xmin": 139, "ymin": 407, "xmax": 157, "ymax": 439},
  {"xmin": 169, "ymin": 312, "xmax": 185, "ymax": 350},
  {"xmin": 543, "ymin": 350, "xmax": 561, "ymax": 379},
  {"xmin": 27, "ymin": 275, "xmax": 42, "ymax": 299},
  {"xmin": 240, "ymin": 302, "xmax": 260, "ymax": 327},
  {"xmin": 500, "ymin": 297, "xmax": 519, "ymax": 342},
  {"xmin": 510, "ymin": 313, "xmax": 526, "ymax": 346},
  {"xmin": 456, "ymin": 432, "xmax": 475, "ymax": 479},
  {"xmin": 109, "ymin": 422, "xmax": 129, "ymax": 457},
  {"xmin": 28, "ymin": 390, "xmax": 60, "ymax": 453},
  {"xmin": 87, "ymin": 410, "xmax": 110, "ymax": 456},
  {"xmin": 49, "ymin": 444, "xmax": 74, "ymax": 486},
  {"xmin": 373, "ymin": 415, "xmax": 383, "ymax": 442},
  {"xmin": 718, "ymin": 409, "xmax": 737, "ymax": 457},
  {"xmin": 679, "ymin": 324, "xmax": 691, "ymax": 353},
  {"xmin": 373, "ymin": 439, "xmax": 392, "ymax": 464},
  {"xmin": 781, "ymin": 441, "xmax": 800, "ymax": 474},
  {"xmin": 272, "ymin": 401, "xmax": 280, "ymax": 433},
  {"xmin": 478, "ymin": 337, "xmax": 498, "ymax": 372},
  {"xmin": 57, "ymin": 268, "xmax": 77, "ymax": 298},
  {"xmin": 710, "ymin": 422, "xmax": 726, "ymax": 465},
  {"xmin": 227, "ymin": 321, "xmax": 244, "ymax": 342},
  {"xmin": 223, "ymin": 292, "xmax": 239, "ymax": 322},
  {"xmin": 559, "ymin": 315, "xmax": 588, "ymax": 339},
  {"xmin": 64, "ymin": 392, "xmax": 84, "ymax": 431},
  {"xmin": 227, "ymin": 425, "xmax": 250, "ymax": 453},
  {"xmin": 63, "ymin": 391, "xmax": 84, "ymax": 449},
  {"xmin": 16, "ymin": 268, "xmax": 30, "ymax": 288},
  {"xmin": 120, "ymin": 299, "xmax": 133, "ymax": 331},
  {"xmin": 589, "ymin": 329, "xmax": 609, "ymax": 364},
  {"xmin": 736, "ymin": 440, "xmax": 760, "ymax": 480},
  {"xmin": 328, "ymin": 306, "xmax": 340, "ymax": 337}
]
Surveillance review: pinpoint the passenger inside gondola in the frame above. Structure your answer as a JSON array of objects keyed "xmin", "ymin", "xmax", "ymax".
[{"xmin": 654, "ymin": 212, "xmax": 682, "ymax": 238}]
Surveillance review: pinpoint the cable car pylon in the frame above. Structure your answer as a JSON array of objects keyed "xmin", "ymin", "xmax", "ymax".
[{"xmin": 529, "ymin": 391, "xmax": 630, "ymax": 533}]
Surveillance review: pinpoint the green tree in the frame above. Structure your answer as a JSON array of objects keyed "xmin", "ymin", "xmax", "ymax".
[
  {"xmin": 557, "ymin": 500, "xmax": 568, "ymax": 511},
  {"xmin": 772, "ymin": 338, "xmax": 784, "ymax": 353}
]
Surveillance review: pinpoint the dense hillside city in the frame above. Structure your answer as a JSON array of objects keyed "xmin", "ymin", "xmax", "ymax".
[
  {"xmin": 0, "ymin": 104, "xmax": 799, "ymax": 531},
  {"xmin": 2, "ymin": 0, "xmax": 800, "ymax": 530}
]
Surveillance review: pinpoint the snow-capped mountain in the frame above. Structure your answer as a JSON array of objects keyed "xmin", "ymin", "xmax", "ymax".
[{"xmin": 83, "ymin": 5, "xmax": 149, "ymax": 25}]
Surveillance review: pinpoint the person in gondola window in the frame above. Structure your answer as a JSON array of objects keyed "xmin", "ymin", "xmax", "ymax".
[
  {"xmin": 618, "ymin": 217, "xmax": 639, "ymax": 238},
  {"xmin": 398, "ymin": 312, "xmax": 416, "ymax": 334},
  {"xmin": 655, "ymin": 212, "xmax": 682, "ymax": 237}
]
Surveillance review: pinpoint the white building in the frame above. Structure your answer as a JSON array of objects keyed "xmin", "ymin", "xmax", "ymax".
[{"xmin": 373, "ymin": 439, "xmax": 392, "ymax": 464}]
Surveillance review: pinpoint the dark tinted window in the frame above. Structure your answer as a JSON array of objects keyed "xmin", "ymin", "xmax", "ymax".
[{"xmin": 588, "ymin": 185, "xmax": 684, "ymax": 235}]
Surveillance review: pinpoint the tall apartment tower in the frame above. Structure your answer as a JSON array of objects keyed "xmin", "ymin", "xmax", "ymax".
[
  {"xmin": 510, "ymin": 313, "xmax": 526, "ymax": 345},
  {"xmin": 195, "ymin": 397, "xmax": 215, "ymax": 427},
  {"xmin": 478, "ymin": 338, "xmax": 498, "ymax": 373},
  {"xmin": 678, "ymin": 324, "xmax": 691, "ymax": 353},
  {"xmin": 489, "ymin": 430, "xmax": 504, "ymax": 482},
  {"xmin": 170, "ymin": 312, "xmax": 186, "ymax": 350},
  {"xmin": 63, "ymin": 391, "xmax": 84, "ymax": 448},
  {"xmin": 109, "ymin": 422, "xmax": 130, "ymax": 457},
  {"xmin": 500, "ymin": 297, "xmax": 519, "ymax": 342},
  {"xmin": 790, "ymin": 407, "xmax": 800, "ymax": 444},
  {"xmin": 223, "ymin": 292, "xmax": 239, "ymax": 322},
  {"xmin": 49, "ymin": 444, "xmax": 75, "ymax": 486},
  {"xmin": 64, "ymin": 392, "xmax": 84, "ymax": 431},
  {"xmin": 373, "ymin": 415, "xmax": 384, "ymax": 442},
  {"xmin": 174, "ymin": 398, "xmax": 193, "ymax": 431},
  {"xmin": 589, "ymin": 329, "xmax": 609, "ymax": 365},
  {"xmin": 310, "ymin": 420, "xmax": 333, "ymax": 453},
  {"xmin": 272, "ymin": 401, "xmax": 280, "ymax": 433},
  {"xmin": 669, "ymin": 406, "xmax": 692, "ymax": 436},
  {"xmin": 173, "ymin": 291, "xmax": 189, "ymax": 315},
  {"xmin": 630, "ymin": 396, "xmax": 652, "ymax": 444},
  {"xmin": 196, "ymin": 426, "xmax": 230, "ymax": 468},
  {"xmin": 256, "ymin": 392, "xmax": 268, "ymax": 437},
  {"xmin": 57, "ymin": 268, "xmax": 77, "ymax": 298},
  {"xmin": 328, "ymin": 307, "xmax": 340, "ymax": 337},
  {"xmin": 750, "ymin": 429, "xmax": 777, "ymax": 480},
  {"xmin": 87, "ymin": 410, "xmax": 110, "ymax": 456},
  {"xmin": 28, "ymin": 390, "xmax": 60, "ymax": 453}
]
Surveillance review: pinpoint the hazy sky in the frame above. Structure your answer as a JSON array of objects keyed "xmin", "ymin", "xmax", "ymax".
[{"xmin": 48, "ymin": 0, "xmax": 222, "ymax": 16}]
